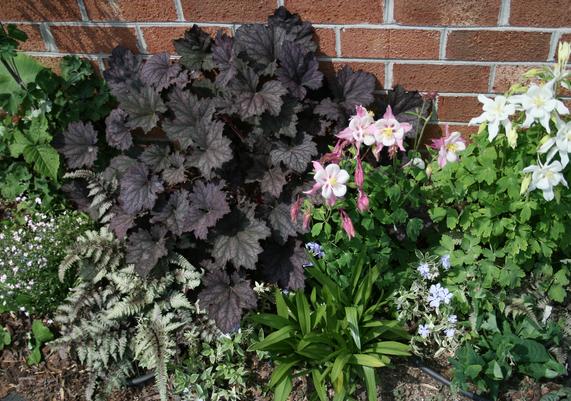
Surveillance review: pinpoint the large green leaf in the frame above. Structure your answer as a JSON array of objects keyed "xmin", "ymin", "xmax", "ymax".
[
  {"xmin": 23, "ymin": 144, "xmax": 60, "ymax": 181},
  {"xmin": 345, "ymin": 307, "xmax": 361, "ymax": 350},
  {"xmin": 362, "ymin": 366, "xmax": 377, "ymax": 401},
  {"xmin": 295, "ymin": 292, "xmax": 311, "ymax": 335},
  {"xmin": 249, "ymin": 325, "xmax": 293, "ymax": 351}
]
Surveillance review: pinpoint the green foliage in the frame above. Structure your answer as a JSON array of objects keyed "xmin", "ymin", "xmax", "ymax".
[
  {"xmin": 173, "ymin": 325, "xmax": 266, "ymax": 401},
  {"xmin": 27, "ymin": 320, "xmax": 54, "ymax": 365},
  {"xmin": 451, "ymin": 313, "xmax": 565, "ymax": 398},
  {"xmin": 52, "ymin": 227, "xmax": 202, "ymax": 401},
  {"xmin": 541, "ymin": 388, "xmax": 571, "ymax": 401},
  {"xmin": 0, "ymin": 207, "xmax": 92, "ymax": 314},
  {"xmin": 250, "ymin": 251, "xmax": 410, "ymax": 401},
  {"xmin": 0, "ymin": 325, "xmax": 11, "ymax": 351}
]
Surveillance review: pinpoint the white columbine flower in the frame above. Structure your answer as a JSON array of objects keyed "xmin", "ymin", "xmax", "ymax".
[
  {"xmin": 508, "ymin": 83, "xmax": 569, "ymax": 133},
  {"xmin": 313, "ymin": 163, "xmax": 350, "ymax": 200},
  {"xmin": 539, "ymin": 118, "xmax": 571, "ymax": 167},
  {"xmin": 523, "ymin": 159, "xmax": 568, "ymax": 201},
  {"xmin": 469, "ymin": 95, "xmax": 516, "ymax": 141}
]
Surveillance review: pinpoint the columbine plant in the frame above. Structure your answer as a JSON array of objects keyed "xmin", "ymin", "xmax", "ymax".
[
  {"xmin": 395, "ymin": 251, "xmax": 462, "ymax": 357},
  {"xmin": 470, "ymin": 41, "xmax": 571, "ymax": 201}
]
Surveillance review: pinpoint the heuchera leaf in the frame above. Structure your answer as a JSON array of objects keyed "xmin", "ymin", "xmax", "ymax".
[
  {"xmin": 120, "ymin": 86, "xmax": 167, "ymax": 134},
  {"xmin": 212, "ymin": 32, "xmax": 236, "ymax": 86},
  {"xmin": 140, "ymin": 53, "xmax": 182, "ymax": 91},
  {"xmin": 125, "ymin": 227, "xmax": 168, "ymax": 277},
  {"xmin": 270, "ymin": 133, "xmax": 317, "ymax": 173},
  {"xmin": 187, "ymin": 119, "xmax": 232, "ymax": 178},
  {"xmin": 268, "ymin": 7, "xmax": 316, "ymax": 53},
  {"xmin": 161, "ymin": 153, "xmax": 187, "ymax": 185},
  {"xmin": 212, "ymin": 206, "xmax": 271, "ymax": 270},
  {"xmin": 235, "ymin": 24, "xmax": 282, "ymax": 67},
  {"xmin": 268, "ymin": 203, "xmax": 299, "ymax": 243},
  {"xmin": 277, "ymin": 41, "xmax": 322, "ymax": 99},
  {"xmin": 231, "ymin": 66, "xmax": 287, "ymax": 118},
  {"xmin": 174, "ymin": 25, "xmax": 214, "ymax": 70},
  {"xmin": 260, "ymin": 166, "xmax": 288, "ymax": 197},
  {"xmin": 198, "ymin": 269, "xmax": 257, "ymax": 333},
  {"xmin": 260, "ymin": 240, "xmax": 307, "ymax": 289},
  {"xmin": 259, "ymin": 96, "xmax": 301, "ymax": 138},
  {"xmin": 105, "ymin": 108, "xmax": 132, "ymax": 151},
  {"xmin": 60, "ymin": 121, "xmax": 98, "ymax": 168},
  {"xmin": 150, "ymin": 189, "xmax": 192, "ymax": 236},
  {"xmin": 119, "ymin": 162, "xmax": 164, "ymax": 214},
  {"xmin": 140, "ymin": 144, "xmax": 171, "ymax": 172},
  {"xmin": 109, "ymin": 206, "xmax": 136, "ymax": 239},
  {"xmin": 187, "ymin": 180, "xmax": 230, "ymax": 240},
  {"xmin": 103, "ymin": 46, "xmax": 142, "ymax": 95}
]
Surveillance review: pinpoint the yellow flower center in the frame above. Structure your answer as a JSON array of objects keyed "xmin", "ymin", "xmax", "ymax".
[
  {"xmin": 383, "ymin": 127, "xmax": 394, "ymax": 138},
  {"xmin": 545, "ymin": 171, "xmax": 554, "ymax": 180},
  {"xmin": 327, "ymin": 176, "xmax": 338, "ymax": 186},
  {"xmin": 533, "ymin": 96, "xmax": 546, "ymax": 108},
  {"xmin": 446, "ymin": 143, "xmax": 457, "ymax": 152}
]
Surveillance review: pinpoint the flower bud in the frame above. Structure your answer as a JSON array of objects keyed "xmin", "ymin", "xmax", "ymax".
[
  {"xmin": 302, "ymin": 209, "xmax": 312, "ymax": 230},
  {"xmin": 290, "ymin": 197, "xmax": 302, "ymax": 222},
  {"xmin": 339, "ymin": 209, "xmax": 356, "ymax": 239},
  {"xmin": 355, "ymin": 157, "xmax": 364, "ymax": 188},
  {"xmin": 357, "ymin": 189, "xmax": 369, "ymax": 212}
]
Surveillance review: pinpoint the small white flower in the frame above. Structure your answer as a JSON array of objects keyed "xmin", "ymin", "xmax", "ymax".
[
  {"xmin": 523, "ymin": 159, "xmax": 568, "ymax": 201},
  {"xmin": 314, "ymin": 163, "xmax": 350, "ymax": 200},
  {"xmin": 448, "ymin": 314, "xmax": 458, "ymax": 325},
  {"xmin": 509, "ymin": 83, "xmax": 569, "ymax": 133},
  {"xmin": 539, "ymin": 118, "xmax": 571, "ymax": 167},
  {"xmin": 444, "ymin": 328, "xmax": 456, "ymax": 338},
  {"xmin": 418, "ymin": 324, "xmax": 431, "ymax": 338},
  {"xmin": 469, "ymin": 95, "xmax": 516, "ymax": 141},
  {"xmin": 34, "ymin": 198, "xmax": 42, "ymax": 205}
]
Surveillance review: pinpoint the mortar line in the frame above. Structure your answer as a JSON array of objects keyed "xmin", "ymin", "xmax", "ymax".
[
  {"xmin": 498, "ymin": 0, "xmax": 511, "ymax": 26},
  {"xmin": 135, "ymin": 25, "xmax": 148, "ymax": 54},
  {"xmin": 384, "ymin": 62, "xmax": 393, "ymax": 89},
  {"xmin": 439, "ymin": 28, "xmax": 448, "ymax": 60},
  {"xmin": 335, "ymin": 27, "xmax": 342, "ymax": 57},
  {"xmin": 383, "ymin": 0, "xmax": 394, "ymax": 24},
  {"xmin": 173, "ymin": 0, "xmax": 185, "ymax": 21},
  {"xmin": 76, "ymin": 0, "xmax": 90, "ymax": 21},
  {"xmin": 39, "ymin": 24, "xmax": 58, "ymax": 52},
  {"xmin": 488, "ymin": 65, "xmax": 497, "ymax": 93},
  {"xmin": 548, "ymin": 31, "xmax": 562, "ymax": 62}
]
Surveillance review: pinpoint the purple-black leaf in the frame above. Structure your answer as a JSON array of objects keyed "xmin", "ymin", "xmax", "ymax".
[
  {"xmin": 150, "ymin": 189, "xmax": 191, "ymax": 236},
  {"xmin": 314, "ymin": 97, "xmax": 345, "ymax": 122},
  {"xmin": 161, "ymin": 153, "xmax": 186, "ymax": 186},
  {"xmin": 140, "ymin": 53, "xmax": 182, "ymax": 91},
  {"xmin": 332, "ymin": 66, "xmax": 376, "ymax": 112},
  {"xmin": 259, "ymin": 95, "xmax": 300, "ymax": 138},
  {"xmin": 198, "ymin": 269, "xmax": 257, "ymax": 333},
  {"xmin": 187, "ymin": 180, "xmax": 230, "ymax": 240},
  {"xmin": 61, "ymin": 180, "xmax": 97, "ymax": 219},
  {"xmin": 212, "ymin": 205, "xmax": 270, "ymax": 270},
  {"xmin": 260, "ymin": 166, "xmax": 287, "ymax": 198},
  {"xmin": 101, "ymin": 155, "xmax": 138, "ymax": 183},
  {"xmin": 212, "ymin": 31, "xmax": 236, "ymax": 86},
  {"xmin": 174, "ymin": 25, "xmax": 214, "ymax": 70},
  {"xmin": 125, "ymin": 227, "xmax": 168, "ymax": 277},
  {"xmin": 120, "ymin": 86, "xmax": 167, "ymax": 134},
  {"xmin": 60, "ymin": 121, "xmax": 98, "ymax": 169},
  {"xmin": 140, "ymin": 144, "xmax": 171, "ymax": 172},
  {"xmin": 277, "ymin": 41, "xmax": 322, "ymax": 99},
  {"xmin": 109, "ymin": 206, "xmax": 136, "ymax": 239},
  {"xmin": 103, "ymin": 46, "xmax": 142, "ymax": 95},
  {"xmin": 260, "ymin": 240, "xmax": 307, "ymax": 289},
  {"xmin": 235, "ymin": 24, "xmax": 282, "ymax": 67},
  {"xmin": 269, "ymin": 134, "xmax": 317, "ymax": 173},
  {"xmin": 268, "ymin": 7, "xmax": 316, "ymax": 53},
  {"xmin": 105, "ymin": 108, "xmax": 132, "ymax": 151},
  {"xmin": 232, "ymin": 67, "xmax": 287, "ymax": 118},
  {"xmin": 268, "ymin": 203, "xmax": 299, "ymax": 244},
  {"xmin": 187, "ymin": 119, "xmax": 232, "ymax": 178},
  {"xmin": 119, "ymin": 162, "xmax": 164, "ymax": 214}
]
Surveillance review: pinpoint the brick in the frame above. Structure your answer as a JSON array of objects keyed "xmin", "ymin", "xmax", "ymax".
[
  {"xmin": 510, "ymin": 0, "xmax": 571, "ymax": 27},
  {"xmin": 31, "ymin": 56, "xmax": 62, "ymax": 74},
  {"xmin": 393, "ymin": 64, "xmax": 490, "ymax": 93},
  {"xmin": 492, "ymin": 65, "xmax": 532, "ymax": 93},
  {"xmin": 142, "ymin": 26, "xmax": 229, "ymax": 54},
  {"xmin": 394, "ymin": 0, "xmax": 500, "ymax": 26},
  {"xmin": 341, "ymin": 28, "xmax": 440, "ymax": 59},
  {"xmin": 437, "ymin": 96, "xmax": 482, "ymax": 122},
  {"xmin": 446, "ymin": 30, "xmax": 551, "ymax": 62},
  {"xmin": 0, "ymin": 0, "xmax": 81, "ymax": 21},
  {"xmin": 315, "ymin": 28, "xmax": 336, "ymax": 57},
  {"xmin": 285, "ymin": 0, "xmax": 383, "ymax": 23},
  {"xmin": 181, "ymin": 0, "xmax": 274, "ymax": 22},
  {"xmin": 320, "ymin": 61, "xmax": 385, "ymax": 88},
  {"xmin": 17, "ymin": 24, "xmax": 45, "ymax": 52},
  {"xmin": 83, "ymin": 0, "xmax": 177, "ymax": 21},
  {"xmin": 50, "ymin": 26, "xmax": 139, "ymax": 53}
]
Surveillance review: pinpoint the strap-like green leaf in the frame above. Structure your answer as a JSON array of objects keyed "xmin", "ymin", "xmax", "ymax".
[
  {"xmin": 296, "ymin": 292, "xmax": 311, "ymax": 335},
  {"xmin": 345, "ymin": 306, "xmax": 361, "ymax": 351},
  {"xmin": 349, "ymin": 353, "xmax": 386, "ymax": 368},
  {"xmin": 275, "ymin": 288, "xmax": 289, "ymax": 319},
  {"xmin": 249, "ymin": 313, "xmax": 290, "ymax": 329},
  {"xmin": 362, "ymin": 365, "xmax": 377, "ymax": 401},
  {"xmin": 311, "ymin": 369, "xmax": 327, "ymax": 401},
  {"xmin": 367, "ymin": 341, "xmax": 410, "ymax": 356},
  {"xmin": 249, "ymin": 325, "xmax": 293, "ymax": 351},
  {"xmin": 273, "ymin": 374, "xmax": 292, "ymax": 401},
  {"xmin": 269, "ymin": 359, "xmax": 299, "ymax": 388}
]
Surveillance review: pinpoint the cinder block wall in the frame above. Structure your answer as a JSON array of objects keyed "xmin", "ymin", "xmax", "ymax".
[{"xmin": 3, "ymin": 0, "xmax": 570, "ymax": 131}]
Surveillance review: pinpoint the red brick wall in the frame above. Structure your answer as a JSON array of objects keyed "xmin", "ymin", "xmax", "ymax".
[{"xmin": 3, "ymin": 0, "xmax": 570, "ymax": 130}]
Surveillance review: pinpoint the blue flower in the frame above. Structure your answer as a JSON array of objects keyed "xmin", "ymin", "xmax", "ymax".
[
  {"xmin": 418, "ymin": 324, "xmax": 431, "ymax": 338},
  {"xmin": 447, "ymin": 314, "xmax": 457, "ymax": 324},
  {"xmin": 305, "ymin": 242, "xmax": 325, "ymax": 258},
  {"xmin": 417, "ymin": 262, "xmax": 431, "ymax": 279},
  {"xmin": 427, "ymin": 283, "xmax": 453, "ymax": 309},
  {"xmin": 441, "ymin": 254, "xmax": 451, "ymax": 270},
  {"xmin": 444, "ymin": 327, "xmax": 456, "ymax": 338}
]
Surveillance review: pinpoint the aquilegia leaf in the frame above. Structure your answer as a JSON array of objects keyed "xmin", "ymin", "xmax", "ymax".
[
  {"xmin": 60, "ymin": 121, "xmax": 98, "ymax": 168},
  {"xmin": 150, "ymin": 189, "xmax": 192, "ymax": 236},
  {"xmin": 120, "ymin": 86, "xmax": 167, "ymax": 134},
  {"xmin": 198, "ymin": 269, "xmax": 257, "ymax": 333},
  {"xmin": 140, "ymin": 53, "xmax": 182, "ymax": 91},
  {"xmin": 212, "ymin": 206, "xmax": 271, "ymax": 270},
  {"xmin": 187, "ymin": 180, "xmax": 230, "ymax": 240},
  {"xmin": 105, "ymin": 108, "xmax": 132, "ymax": 151},
  {"xmin": 119, "ymin": 162, "xmax": 164, "ymax": 214},
  {"xmin": 125, "ymin": 227, "xmax": 168, "ymax": 277},
  {"xmin": 270, "ymin": 133, "xmax": 317, "ymax": 173}
]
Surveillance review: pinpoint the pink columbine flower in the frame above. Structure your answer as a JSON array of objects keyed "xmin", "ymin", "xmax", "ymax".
[
  {"xmin": 431, "ymin": 125, "xmax": 467, "ymax": 168},
  {"xmin": 339, "ymin": 209, "xmax": 356, "ymax": 239},
  {"xmin": 321, "ymin": 140, "xmax": 349, "ymax": 164},
  {"xmin": 370, "ymin": 106, "xmax": 412, "ymax": 159},
  {"xmin": 355, "ymin": 157, "xmax": 364, "ymax": 188},
  {"xmin": 302, "ymin": 209, "xmax": 312, "ymax": 230},
  {"xmin": 290, "ymin": 197, "xmax": 302, "ymax": 222},
  {"xmin": 357, "ymin": 189, "xmax": 369, "ymax": 212},
  {"xmin": 304, "ymin": 161, "xmax": 350, "ymax": 204},
  {"xmin": 336, "ymin": 105, "xmax": 375, "ymax": 148}
]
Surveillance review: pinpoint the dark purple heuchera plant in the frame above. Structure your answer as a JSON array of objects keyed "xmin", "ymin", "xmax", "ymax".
[{"xmin": 57, "ymin": 8, "xmax": 394, "ymax": 332}]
